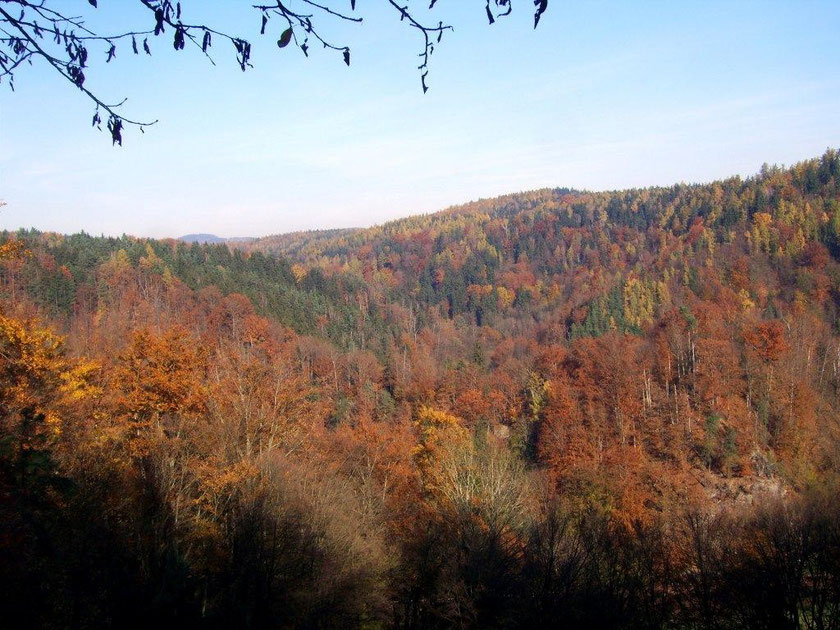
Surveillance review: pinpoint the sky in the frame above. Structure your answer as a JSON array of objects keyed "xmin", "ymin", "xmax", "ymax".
[{"xmin": 1, "ymin": 0, "xmax": 839, "ymax": 239}]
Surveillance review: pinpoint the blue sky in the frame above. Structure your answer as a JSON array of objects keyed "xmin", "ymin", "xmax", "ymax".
[{"xmin": 1, "ymin": 1, "xmax": 839, "ymax": 238}]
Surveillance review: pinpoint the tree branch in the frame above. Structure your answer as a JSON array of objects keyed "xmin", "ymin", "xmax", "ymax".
[{"xmin": 0, "ymin": 1, "xmax": 545, "ymax": 143}]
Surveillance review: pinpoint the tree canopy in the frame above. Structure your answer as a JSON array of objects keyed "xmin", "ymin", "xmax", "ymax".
[{"xmin": 3, "ymin": 151, "xmax": 840, "ymax": 627}]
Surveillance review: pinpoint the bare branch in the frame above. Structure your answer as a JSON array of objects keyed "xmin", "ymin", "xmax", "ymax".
[
  {"xmin": 0, "ymin": 4, "xmax": 157, "ymax": 137},
  {"xmin": 0, "ymin": 1, "xmax": 545, "ymax": 143}
]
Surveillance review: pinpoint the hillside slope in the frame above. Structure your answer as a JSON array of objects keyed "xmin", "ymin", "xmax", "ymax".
[{"xmin": 2, "ymin": 151, "xmax": 840, "ymax": 627}]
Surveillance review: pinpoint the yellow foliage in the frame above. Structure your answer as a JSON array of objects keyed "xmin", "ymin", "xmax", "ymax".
[
  {"xmin": 753, "ymin": 212, "xmax": 773, "ymax": 228},
  {"xmin": 106, "ymin": 248, "xmax": 132, "ymax": 273},
  {"xmin": 0, "ymin": 313, "xmax": 99, "ymax": 445},
  {"xmin": 413, "ymin": 406, "xmax": 466, "ymax": 494},
  {"xmin": 162, "ymin": 266, "xmax": 176, "ymax": 287},
  {"xmin": 750, "ymin": 212, "xmax": 774, "ymax": 254},
  {"xmin": 787, "ymin": 228, "xmax": 807, "ymax": 257},
  {"xmin": 467, "ymin": 284, "xmax": 493, "ymax": 300},
  {"xmin": 738, "ymin": 289, "xmax": 756, "ymax": 311},
  {"xmin": 139, "ymin": 243, "xmax": 166, "ymax": 274},
  {"xmin": 291, "ymin": 263, "xmax": 307, "ymax": 283},
  {"xmin": 113, "ymin": 327, "xmax": 208, "ymax": 420},
  {"xmin": 0, "ymin": 239, "xmax": 31, "ymax": 261},
  {"xmin": 655, "ymin": 280, "xmax": 671, "ymax": 307},
  {"xmin": 0, "ymin": 313, "xmax": 67, "ymax": 411},
  {"xmin": 60, "ymin": 359, "xmax": 104, "ymax": 401},
  {"xmin": 793, "ymin": 290, "xmax": 809, "ymax": 314},
  {"xmin": 497, "ymin": 286, "xmax": 515, "ymax": 310},
  {"xmin": 623, "ymin": 277, "xmax": 656, "ymax": 329}
]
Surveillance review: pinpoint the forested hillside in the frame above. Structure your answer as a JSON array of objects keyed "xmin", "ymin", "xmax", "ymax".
[{"xmin": 2, "ymin": 151, "xmax": 840, "ymax": 628}]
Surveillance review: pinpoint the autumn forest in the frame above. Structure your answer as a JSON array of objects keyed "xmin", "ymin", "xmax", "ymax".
[{"xmin": 3, "ymin": 151, "xmax": 840, "ymax": 628}]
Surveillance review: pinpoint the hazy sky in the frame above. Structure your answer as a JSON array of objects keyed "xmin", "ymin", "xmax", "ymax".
[{"xmin": 1, "ymin": 1, "xmax": 839, "ymax": 238}]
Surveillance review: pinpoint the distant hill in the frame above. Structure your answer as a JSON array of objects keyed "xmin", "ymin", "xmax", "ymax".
[
  {"xmin": 4, "ymin": 150, "xmax": 840, "ymax": 629},
  {"xmin": 179, "ymin": 233, "xmax": 226, "ymax": 244},
  {"xmin": 179, "ymin": 233, "xmax": 255, "ymax": 244},
  {"xmin": 245, "ymin": 227, "xmax": 360, "ymax": 259}
]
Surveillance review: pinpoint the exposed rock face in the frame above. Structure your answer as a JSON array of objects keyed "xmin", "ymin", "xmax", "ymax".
[{"xmin": 705, "ymin": 475, "xmax": 787, "ymax": 509}]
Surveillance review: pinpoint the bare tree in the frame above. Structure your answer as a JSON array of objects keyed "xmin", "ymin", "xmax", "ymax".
[{"xmin": 0, "ymin": 0, "xmax": 550, "ymax": 143}]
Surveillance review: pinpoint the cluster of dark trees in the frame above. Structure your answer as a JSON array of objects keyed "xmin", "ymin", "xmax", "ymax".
[{"xmin": 5, "ymin": 461, "xmax": 840, "ymax": 629}]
